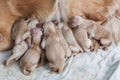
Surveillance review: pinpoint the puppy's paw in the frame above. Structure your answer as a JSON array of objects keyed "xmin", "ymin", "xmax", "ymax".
[
  {"xmin": 69, "ymin": 46, "xmax": 79, "ymax": 53},
  {"xmin": 22, "ymin": 69, "xmax": 31, "ymax": 76}
]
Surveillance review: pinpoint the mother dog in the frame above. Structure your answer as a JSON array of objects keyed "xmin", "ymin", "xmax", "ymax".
[{"xmin": 0, "ymin": 0, "xmax": 120, "ymax": 51}]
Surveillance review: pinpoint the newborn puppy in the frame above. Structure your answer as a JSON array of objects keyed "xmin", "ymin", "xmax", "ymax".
[
  {"xmin": 56, "ymin": 23, "xmax": 71, "ymax": 58},
  {"xmin": 41, "ymin": 22, "xmax": 65, "ymax": 73},
  {"xmin": 4, "ymin": 41, "xmax": 28, "ymax": 67},
  {"xmin": 87, "ymin": 23, "xmax": 112, "ymax": 50},
  {"xmin": 20, "ymin": 26, "xmax": 43, "ymax": 75},
  {"xmin": 4, "ymin": 18, "xmax": 31, "ymax": 67},
  {"xmin": 70, "ymin": 16, "xmax": 92, "ymax": 52},
  {"xmin": 72, "ymin": 26, "xmax": 92, "ymax": 52},
  {"xmin": 26, "ymin": 18, "xmax": 40, "ymax": 48},
  {"xmin": 12, "ymin": 18, "xmax": 30, "ymax": 45},
  {"xmin": 62, "ymin": 23, "xmax": 83, "ymax": 54},
  {"xmin": 72, "ymin": 16, "xmax": 112, "ymax": 50}
]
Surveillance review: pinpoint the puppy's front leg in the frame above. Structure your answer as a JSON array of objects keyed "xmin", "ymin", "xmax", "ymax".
[
  {"xmin": 23, "ymin": 31, "xmax": 31, "ymax": 40},
  {"xmin": 4, "ymin": 55, "xmax": 16, "ymax": 67},
  {"xmin": 26, "ymin": 35, "xmax": 32, "ymax": 48}
]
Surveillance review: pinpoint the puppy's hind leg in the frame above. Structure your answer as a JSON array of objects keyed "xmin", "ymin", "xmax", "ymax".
[
  {"xmin": 21, "ymin": 64, "xmax": 36, "ymax": 76},
  {"xmin": 49, "ymin": 62, "xmax": 58, "ymax": 73},
  {"xmin": 58, "ymin": 62, "xmax": 65, "ymax": 73},
  {"xmin": 5, "ymin": 55, "xmax": 18, "ymax": 67},
  {"xmin": 100, "ymin": 39, "xmax": 112, "ymax": 50}
]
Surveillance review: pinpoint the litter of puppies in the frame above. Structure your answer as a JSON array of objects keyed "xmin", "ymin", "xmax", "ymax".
[{"xmin": 3, "ymin": 16, "xmax": 112, "ymax": 75}]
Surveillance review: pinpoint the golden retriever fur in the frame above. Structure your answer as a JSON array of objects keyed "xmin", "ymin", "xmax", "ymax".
[
  {"xmin": 0, "ymin": 0, "xmax": 120, "ymax": 51},
  {"xmin": 68, "ymin": 0, "xmax": 120, "ymax": 45},
  {"xmin": 0, "ymin": 0, "xmax": 57, "ymax": 51},
  {"xmin": 42, "ymin": 22, "xmax": 65, "ymax": 73}
]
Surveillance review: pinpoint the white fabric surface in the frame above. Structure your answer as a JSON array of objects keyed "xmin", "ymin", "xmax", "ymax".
[{"xmin": 0, "ymin": 43, "xmax": 120, "ymax": 80}]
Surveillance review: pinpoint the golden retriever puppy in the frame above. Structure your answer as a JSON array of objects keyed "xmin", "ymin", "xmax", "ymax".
[
  {"xmin": 72, "ymin": 16, "xmax": 112, "ymax": 50},
  {"xmin": 20, "ymin": 26, "xmax": 43, "ymax": 75},
  {"xmin": 4, "ymin": 18, "xmax": 35, "ymax": 67},
  {"xmin": 61, "ymin": 23, "xmax": 83, "ymax": 54},
  {"xmin": 5, "ymin": 41, "xmax": 28, "ymax": 67},
  {"xmin": 56, "ymin": 23, "xmax": 71, "ymax": 58},
  {"xmin": 26, "ymin": 17, "xmax": 40, "ymax": 48},
  {"xmin": 12, "ymin": 18, "xmax": 30, "ymax": 44},
  {"xmin": 87, "ymin": 24, "xmax": 112, "ymax": 50},
  {"xmin": 70, "ymin": 16, "xmax": 100, "ymax": 52},
  {"xmin": 41, "ymin": 22, "xmax": 65, "ymax": 73},
  {"xmin": 69, "ymin": 16, "xmax": 92, "ymax": 52},
  {"xmin": 72, "ymin": 26, "xmax": 92, "ymax": 52}
]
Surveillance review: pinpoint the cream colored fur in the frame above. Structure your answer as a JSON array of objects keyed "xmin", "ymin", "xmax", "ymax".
[{"xmin": 103, "ymin": 16, "xmax": 120, "ymax": 45}]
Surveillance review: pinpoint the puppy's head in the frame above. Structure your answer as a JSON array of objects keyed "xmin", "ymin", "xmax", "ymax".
[
  {"xmin": 71, "ymin": 16, "xmax": 84, "ymax": 28},
  {"xmin": 32, "ymin": 26, "xmax": 43, "ymax": 43},
  {"xmin": 56, "ymin": 23, "xmax": 64, "ymax": 30},
  {"xmin": 13, "ymin": 19, "xmax": 28, "ymax": 44},
  {"xmin": 43, "ymin": 21, "xmax": 55, "ymax": 34},
  {"xmin": 28, "ymin": 19, "xmax": 39, "ymax": 30},
  {"xmin": 87, "ymin": 23, "xmax": 96, "ymax": 38}
]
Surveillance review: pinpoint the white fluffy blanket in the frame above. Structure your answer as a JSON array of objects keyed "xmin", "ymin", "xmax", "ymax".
[{"xmin": 0, "ymin": 43, "xmax": 120, "ymax": 80}]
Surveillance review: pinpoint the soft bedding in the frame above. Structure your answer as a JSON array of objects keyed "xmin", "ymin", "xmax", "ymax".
[{"xmin": 0, "ymin": 43, "xmax": 120, "ymax": 80}]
